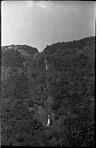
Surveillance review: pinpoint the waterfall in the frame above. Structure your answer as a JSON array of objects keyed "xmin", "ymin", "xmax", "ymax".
[
  {"xmin": 46, "ymin": 114, "xmax": 50, "ymax": 127},
  {"xmin": 46, "ymin": 64, "xmax": 48, "ymax": 70},
  {"xmin": 44, "ymin": 59, "xmax": 48, "ymax": 71}
]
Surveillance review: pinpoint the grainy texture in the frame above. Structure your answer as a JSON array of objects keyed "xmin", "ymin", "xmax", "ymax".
[{"xmin": 1, "ymin": 36, "xmax": 95, "ymax": 146}]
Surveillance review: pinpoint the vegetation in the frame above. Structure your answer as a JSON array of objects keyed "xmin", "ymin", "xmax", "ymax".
[
  {"xmin": 1, "ymin": 37, "xmax": 95, "ymax": 146},
  {"xmin": 42, "ymin": 36, "xmax": 95, "ymax": 146}
]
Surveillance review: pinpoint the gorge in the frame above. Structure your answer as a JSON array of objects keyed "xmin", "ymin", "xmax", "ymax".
[{"xmin": 1, "ymin": 36, "xmax": 95, "ymax": 146}]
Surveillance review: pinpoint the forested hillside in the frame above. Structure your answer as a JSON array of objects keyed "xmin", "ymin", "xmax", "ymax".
[
  {"xmin": 1, "ymin": 36, "xmax": 95, "ymax": 146},
  {"xmin": 42, "ymin": 36, "xmax": 95, "ymax": 146}
]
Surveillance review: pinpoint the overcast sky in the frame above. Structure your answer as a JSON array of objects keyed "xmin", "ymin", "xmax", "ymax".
[{"xmin": 2, "ymin": 1, "xmax": 95, "ymax": 51}]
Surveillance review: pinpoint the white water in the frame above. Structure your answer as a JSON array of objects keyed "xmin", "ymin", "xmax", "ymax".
[
  {"xmin": 46, "ymin": 114, "xmax": 50, "ymax": 127},
  {"xmin": 46, "ymin": 64, "xmax": 48, "ymax": 70},
  {"xmin": 44, "ymin": 59, "xmax": 48, "ymax": 71}
]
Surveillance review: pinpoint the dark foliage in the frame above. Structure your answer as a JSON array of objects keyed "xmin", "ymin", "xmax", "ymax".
[
  {"xmin": 42, "ymin": 36, "xmax": 95, "ymax": 146},
  {"xmin": 1, "ymin": 37, "xmax": 95, "ymax": 146}
]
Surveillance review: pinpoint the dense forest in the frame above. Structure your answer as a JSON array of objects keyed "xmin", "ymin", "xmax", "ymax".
[{"xmin": 1, "ymin": 36, "xmax": 95, "ymax": 146}]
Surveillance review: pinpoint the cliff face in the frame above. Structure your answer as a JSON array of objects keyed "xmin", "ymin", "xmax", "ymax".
[{"xmin": 1, "ymin": 37, "xmax": 95, "ymax": 146}]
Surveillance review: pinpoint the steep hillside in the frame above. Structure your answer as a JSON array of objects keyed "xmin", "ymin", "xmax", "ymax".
[
  {"xmin": 1, "ymin": 36, "xmax": 96, "ymax": 146},
  {"xmin": 1, "ymin": 45, "xmax": 47, "ymax": 146},
  {"xmin": 2, "ymin": 45, "xmax": 39, "ymax": 97},
  {"xmin": 42, "ymin": 36, "xmax": 95, "ymax": 146}
]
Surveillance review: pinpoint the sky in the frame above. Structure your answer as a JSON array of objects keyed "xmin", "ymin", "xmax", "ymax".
[{"xmin": 2, "ymin": 1, "xmax": 95, "ymax": 52}]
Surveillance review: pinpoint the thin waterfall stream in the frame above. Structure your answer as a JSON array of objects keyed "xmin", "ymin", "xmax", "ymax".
[
  {"xmin": 28, "ymin": 58, "xmax": 53, "ymax": 127},
  {"xmin": 44, "ymin": 59, "xmax": 50, "ymax": 127}
]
